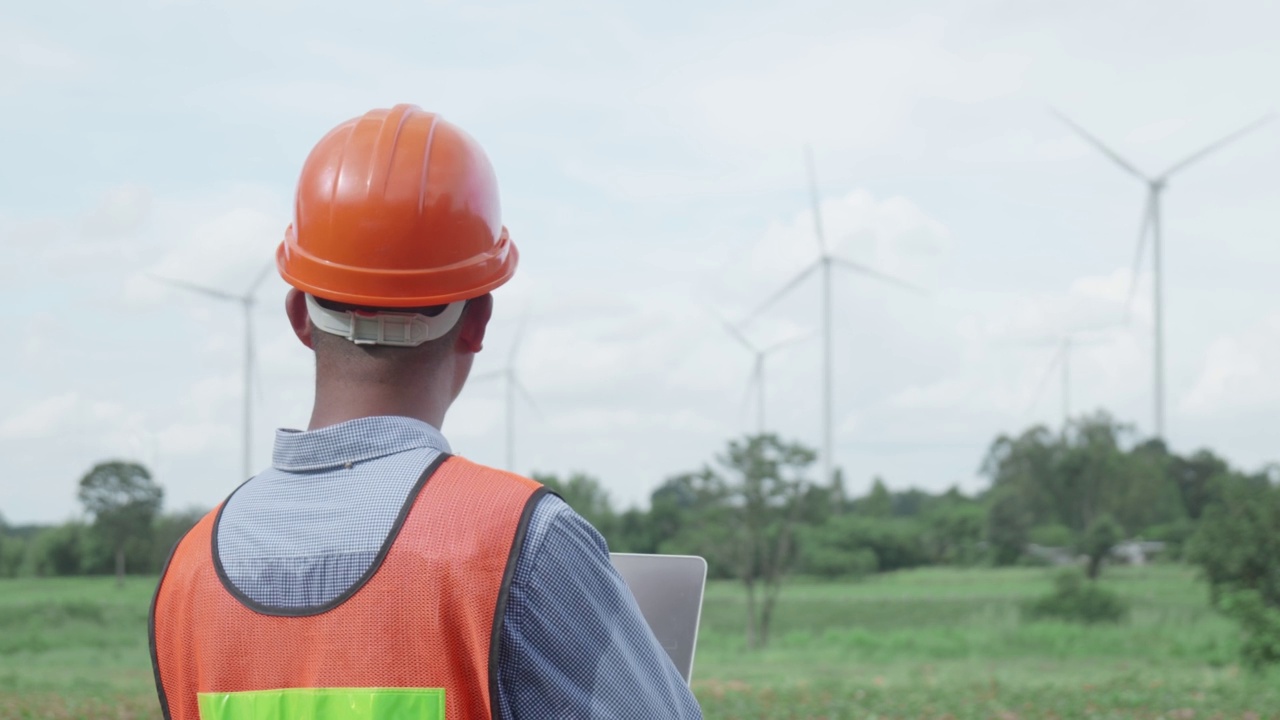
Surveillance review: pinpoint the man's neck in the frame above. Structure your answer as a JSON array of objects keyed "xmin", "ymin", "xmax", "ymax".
[{"xmin": 307, "ymin": 380, "xmax": 450, "ymax": 431}]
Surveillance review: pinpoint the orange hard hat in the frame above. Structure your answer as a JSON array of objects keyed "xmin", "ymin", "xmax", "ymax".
[{"xmin": 276, "ymin": 104, "xmax": 517, "ymax": 308}]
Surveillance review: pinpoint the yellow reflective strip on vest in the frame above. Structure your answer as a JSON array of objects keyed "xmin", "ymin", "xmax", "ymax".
[{"xmin": 197, "ymin": 688, "xmax": 445, "ymax": 719}]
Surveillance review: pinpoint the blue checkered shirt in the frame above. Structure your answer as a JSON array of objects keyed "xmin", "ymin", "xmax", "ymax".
[{"xmin": 216, "ymin": 416, "xmax": 701, "ymax": 719}]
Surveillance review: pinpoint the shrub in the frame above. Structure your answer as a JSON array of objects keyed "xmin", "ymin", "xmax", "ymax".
[
  {"xmin": 799, "ymin": 543, "xmax": 878, "ymax": 580},
  {"xmin": 798, "ymin": 515, "xmax": 927, "ymax": 578},
  {"xmin": 1221, "ymin": 588, "xmax": 1280, "ymax": 671},
  {"xmin": 1022, "ymin": 568, "xmax": 1129, "ymax": 624},
  {"xmin": 1028, "ymin": 524, "xmax": 1075, "ymax": 548}
]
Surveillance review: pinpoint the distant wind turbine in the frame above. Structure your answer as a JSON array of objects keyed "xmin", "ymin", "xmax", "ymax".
[
  {"xmin": 718, "ymin": 315, "xmax": 809, "ymax": 435},
  {"xmin": 1053, "ymin": 110, "xmax": 1274, "ymax": 439},
  {"xmin": 747, "ymin": 146, "xmax": 925, "ymax": 486},
  {"xmin": 472, "ymin": 319, "xmax": 540, "ymax": 471},
  {"xmin": 151, "ymin": 263, "xmax": 274, "ymax": 480},
  {"xmin": 1023, "ymin": 329, "xmax": 1119, "ymax": 427}
]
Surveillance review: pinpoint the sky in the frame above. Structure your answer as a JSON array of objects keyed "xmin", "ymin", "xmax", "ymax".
[{"xmin": 2, "ymin": 0, "xmax": 1278, "ymax": 524}]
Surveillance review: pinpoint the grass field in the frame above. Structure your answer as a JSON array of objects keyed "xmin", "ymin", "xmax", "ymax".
[{"xmin": 1, "ymin": 566, "xmax": 1276, "ymax": 719}]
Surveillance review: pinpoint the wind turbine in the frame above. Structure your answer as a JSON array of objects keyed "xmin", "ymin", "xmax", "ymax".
[
  {"xmin": 1053, "ymin": 110, "xmax": 1274, "ymax": 439},
  {"xmin": 718, "ymin": 316, "xmax": 809, "ymax": 435},
  {"xmin": 747, "ymin": 146, "xmax": 925, "ymax": 486},
  {"xmin": 1023, "ymin": 329, "xmax": 1118, "ymax": 428},
  {"xmin": 151, "ymin": 263, "xmax": 275, "ymax": 480},
  {"xmin": 472, "ymin": 320, "xmax": 539, "ymax": 471}
]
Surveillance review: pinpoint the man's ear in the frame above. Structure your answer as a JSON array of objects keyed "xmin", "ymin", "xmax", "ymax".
[
  {"xmin": 285, "ymin": 289, "xmax": 315, "ymax": 349},
  {"xmin": 457, "ymin": 294, "xmax": 493, "ymax": 354}
]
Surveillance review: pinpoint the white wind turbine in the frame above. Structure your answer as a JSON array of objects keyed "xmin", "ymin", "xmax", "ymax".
[
  {"xmin": 151, "ymin": 263, "xmax": 274, "ymax": 480},
  {"xmin": 1053, "ymin": 110, "xmax": 1274, "ymax": 440},
  {"xmin": 747, "ymin": 146, "xmax": 925, "ymax": 486},
  {"xmin": 472, "ymin": 320, "xmax": 539, "ymax": 472},
  {"xmin": 1023, "ymin": 328, "xmax": 1120, "ymax": 428},
  {"xmin": 718, "ymin": 316, "xmax": 810, "ymax": 436}
]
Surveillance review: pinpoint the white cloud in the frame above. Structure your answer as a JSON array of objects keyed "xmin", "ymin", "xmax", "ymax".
[
  {"xmin": 0, "ymin": 392, "xmax": 80, "ymax": 439},
  {"xmin": 642, "ymin": 16, "xmax": 1029, "ymax": 155},
  {"xmin": 82, "ymin": 183, "xmax": 152, "ymax": 237},
  {"xmin": 1181, "ymin": 313, "xmax": 1280, "ymax": 416}
]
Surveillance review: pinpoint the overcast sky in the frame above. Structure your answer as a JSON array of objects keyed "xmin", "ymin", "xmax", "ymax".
[{"xmin": 2, "ymin": 0, "xmax": 1278, "ymax": 524}]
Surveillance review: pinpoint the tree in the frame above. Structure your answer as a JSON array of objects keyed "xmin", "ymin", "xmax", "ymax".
[
  {"xmin": 1187, "ymin": 473, "xmax": 1280, "ymax": 669},
  {"xmin": 1188, "ymin": 472, "xmax": 1280, "ymax": 608},
  {"xmin": 980, "ymin": 413, "xmax": 1185, "ymax": 538},
  {"xmin": 534, "ymin": 472, "xmax": 617, "ymax": 540},
  {"xmin": 668, "ymin": 434, "xmax": 817, "ymax": 649},
  {"xmin": 77, "ymin": 461, "xmax": 163, "ymax": 586},
  {"xmin": 922, "ymin": 502, "xmax": 986, "ymax": 566},
  {"xmin": 857, "ymin": 477, "xmax": 893, "ymax": 518},
  {"xmin": 1167, "ymin": 449, "xmax": 1231, "ymax": 520},
  {"xmin": 1080, "ymin": 514, "xmax": 1121, "ymax": 580},
  {"xmin": 986, "ymin": 488, "xmax": 1031, "ymax": 566}
]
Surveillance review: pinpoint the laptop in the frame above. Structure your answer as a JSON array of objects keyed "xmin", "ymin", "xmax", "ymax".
[{"xmin": 610, "ymin": 553, "xmax": 707, "ymax": 684}]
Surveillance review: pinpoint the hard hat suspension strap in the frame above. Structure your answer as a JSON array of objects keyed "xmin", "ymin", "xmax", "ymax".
[{"xmin": 305, "ymin": 294, "xmax": 465, "ymax": 347}]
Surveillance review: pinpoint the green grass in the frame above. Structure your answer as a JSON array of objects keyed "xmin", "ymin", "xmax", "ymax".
[
  {"xmin": 1, "ymin": 567, "xmax": 1277, "ymax": 719},
  {"xmin": 693, "ymin": 566, "xmax": 1278, "ymax": 718}
]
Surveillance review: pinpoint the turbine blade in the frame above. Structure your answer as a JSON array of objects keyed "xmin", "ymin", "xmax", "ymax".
[
  {"xmin": 1124, "ymin": 195, "xmax": 1153, "ymax": 323},
  {"xmin": 1026, "ymin": 345, "xmax": 1065, "ymax": 416},
  {"xmin": 830, "ymin": 257, "xmax": 927, "ymax": 295},
  {"xmin": 1052, "ymin": 108, "xmax": 1148, "ymax": 181},
  {"xmin": 149, "ymin": 274, "xmax": 240, "ymax": 303},
  {"xmin": 717, "ymin": 313, "xmax": 756, "ymax": 353},
  {"xmin": 471, "ymin": 370, "xmax": 504, "ymax": 383},
  {"xmin": 247, "ymin": 261, "xmax": 275, "ymax": 297},
  {"xmin": 746, "ymin": 262, "xmax": 820, "ymax": 320},
  {"xmin": 762, "ymin": 329, "xmax": 812, "ymax": 354},
  {"xmin": 804, "ymin": 145, "xmax": 827, "ymax": 254},
  {"xmin": 1159, "ymin": 113, "xmax": 1275, "ymax": 179}
]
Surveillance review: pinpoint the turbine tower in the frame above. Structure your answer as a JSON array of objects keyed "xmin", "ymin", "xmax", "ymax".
[
  {"xmin": 152, "ymin": 263, "xmax": 275, "ymax": 480},
  {"xmin": 1053, "ymin": 110, "xmax": 1273, "ymax": 439},
  {"xmin": 473, "ymin": 320, "xmax": 539, "ymax": 471},
  {"xmin": 748, "ymin": 146, "xmax": 924, "ymax": 486},
  {"xmin": 719, "ymin": 317, "xmax": 809, "ymax": 435},
  {"xmin": 1024, "ymin": 329, "xmax": 1117, "ymax": 428}
]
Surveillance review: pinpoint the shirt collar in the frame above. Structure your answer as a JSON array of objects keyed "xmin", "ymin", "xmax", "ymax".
[{"xmin": 271, "ymin": 416, "xmax": 452, "ymax": 472}]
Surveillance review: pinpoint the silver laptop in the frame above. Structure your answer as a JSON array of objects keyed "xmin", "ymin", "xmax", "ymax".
[{"xmin": 610, "ymin": 553, "xmax": 707, "ymax": 684}]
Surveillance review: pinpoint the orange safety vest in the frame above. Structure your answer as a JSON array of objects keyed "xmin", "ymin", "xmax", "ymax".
[{"xmin": 150, "ymin": 455, "xmax": 546, "ymax": 720}]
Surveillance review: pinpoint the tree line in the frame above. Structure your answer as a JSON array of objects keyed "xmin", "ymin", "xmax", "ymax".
[{"xmin": 2, "ymin": 410, "xmax": 1277, "ymax": 661}]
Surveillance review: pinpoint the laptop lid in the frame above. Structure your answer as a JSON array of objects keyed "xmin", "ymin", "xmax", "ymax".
[{"xmin": 610, "ymin": 553, "xmax": 707, "ymax": 684}]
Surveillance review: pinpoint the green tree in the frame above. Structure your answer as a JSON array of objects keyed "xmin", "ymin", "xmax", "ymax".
[
  {"xmin": 922, "ymin": 502, "xmax": 985, "ymax": 565},
  {"xmin": 981, "ymin": 413, "xmax": 1184, "ymax": 537},
  {"xmin": 857, "ymin": 477, "xmax": 893, "ymax": 518},
  {"xmin": 667, "ymin": 434, "xmax": 817, "ymax": 649},
  {"xmin": 1166, "ymin": 448, "xmax": 1231, "ymax": 520},
  {"xmin": 1080, "ymin": 514, "xmax": 1122, "ymax": 580},
  {"xmin": 28, "ymin": 522, "xmax": 87, "ymax": 576},
  {"xmin": 534, "ymin": 472, "xmax": 617, "ymax": 541},
  {"xmin": 1187, "ymin": 472, "xmax": 1280, "ymax": 669},
  {"xmin": 1188, "ymin": 472, "xmax": 1280, "ymax": 607},
  {"xmin": 77, "ymin": 461, "xmax": 163, "ymax": 586},
  {"xmin": 986, "ymin": 488, "xmax": 1032, "ymax": 566},
  {"xmin": 150, "ymin": 508, "xmax": 208, "ymax": 572}
]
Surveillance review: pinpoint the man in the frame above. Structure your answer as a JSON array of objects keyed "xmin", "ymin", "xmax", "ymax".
[{"xmin": 150, "ymin": 104, "xmax": 702, "ymax": 719}]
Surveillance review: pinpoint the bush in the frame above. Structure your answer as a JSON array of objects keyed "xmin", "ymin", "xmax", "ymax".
[
  {"xmin": 798, "ymin": 515, "xmax": 927, "ymax": 578},
  {"xmin": 25, "ymin": 523, "xmax": 88, "ymax": 576},
  {"xmin": 1022, "ymin": 568, "xmax": 1129, "ymax": 624},
  {"xmin": 1221, "ymin": 588, "xmax": 1280, "ymax": 671},
  {"xmin": 1028, "ymin": 524, "xmax": 1075, "ymax": 548},
  {"xmin": 0, "ymin": 534, "xmax": 25, "ymax": 578},
  {"xmin": 799, "ymin": 543, "xmax": 878, "ymax": 580}
]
